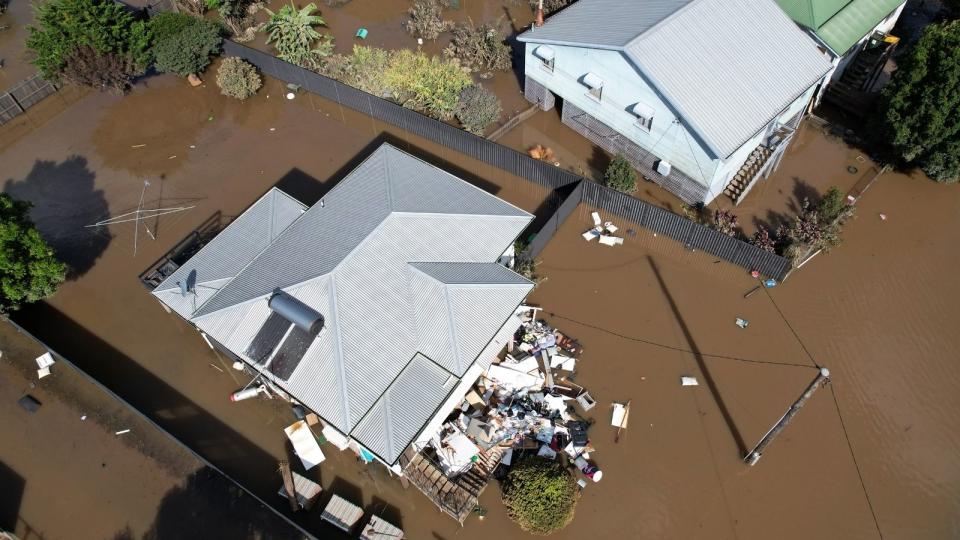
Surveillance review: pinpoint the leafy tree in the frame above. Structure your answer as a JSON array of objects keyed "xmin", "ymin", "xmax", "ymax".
[
  {"xmin": 406, "ymin": 0, "xmax": 452, "ymax": 40},
  {"xmin": 153, "ymin": 19, "xmax": 223, "ymax": 77},
  {"xmin": 816, "ymin": 186, "xmax": 854, "ymax": 223},
  {"xmin": 26, "ymin": 0, "xmax": 151, "ymax": 88},
  {"xmin": 216, "ymin": 57, "xmax": 262, "ymax": 99},
  {"xmin": 148, "ymin": 12, "xmax": 197, "ymax": 44},
  {"xmin": 869, "ymin": 20, "xmax": 960, "ymax": 183},
  {"xmin": 264, "ymin": 2, "xmax": 334, "ymax": 70},
  {"xmin": 385, "ymin": 49, "xmax": 471, "ymax": 120},
  {"xmin": 602, "ymin": 154, "xmax": 638, "ymax": 193},
  {"xmin": 444, "ymin": 18, "xmax": 511, "ymax": 74},
  {"xmin": 61, "ymin": 45, "xmax": 140, "ymax": 93},
  {"xmin": 751, "ymin": 226, "xmax": 776, "ymax": 253},
  {"xmin": 455, "ymin": 84, "xmax": 502, "ymax": 134},
  {"xmin": 0, "ymin": 194, "xmax": 67, "ymax": 312},
  {"xmin": 501, "ymin": 457, "xmax": 577, "ymax": 534}
]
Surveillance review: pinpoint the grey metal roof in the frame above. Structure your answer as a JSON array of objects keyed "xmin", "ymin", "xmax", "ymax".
[
  {"xmin": 519, "ymin": 0, "xmax": 833, "ymax": 158},
  {"xmin": 172, "ymin": 144, "xmax": 533, "ymax": 463},
  {"xmin": 152, "ymin": 188, "xmax": 305, "ymax": 319},
  {"xmin": 351, "ymin": 354, "xmax": 459, "ymax": 464}
]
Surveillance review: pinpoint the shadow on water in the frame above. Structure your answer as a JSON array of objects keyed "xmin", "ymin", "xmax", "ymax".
[
  {"xmin": 647, "ymin": 256, "xmax": 749, "ymax": 457},
  {"xmin": 2, "ymin": 156, "xmax": 112, "ymax": 279},
  {"xmin": 137, "ymin": 467, "xmax": 304, "ymax": 540},
  {"xmin": 0, "ymin": 460, "xmax": 25, "ymax": 532},
  {"xmin": 9, "ymin": 303, "xmax": 312, "ymax": 538},
  {"xmin": 752, "ymin": 177, "xmax": 825, "ymax": 234}
]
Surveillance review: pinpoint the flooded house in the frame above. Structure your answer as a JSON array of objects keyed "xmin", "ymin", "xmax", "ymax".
[
  {"xmin": 146, "ymin": 143, "xmax": 536, "ymax": 519},
  {"xmin": 518, "ymin": 0, "xmax": 832, "ymax": 205},
  {"xmin": 775, "ymin": 0, "xmax": 907, "ymax": 108}
]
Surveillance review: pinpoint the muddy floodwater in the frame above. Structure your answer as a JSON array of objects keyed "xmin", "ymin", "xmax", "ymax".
[{"xmin": 1, "ymin": 62, "xmax": 959, "ymax": 540}]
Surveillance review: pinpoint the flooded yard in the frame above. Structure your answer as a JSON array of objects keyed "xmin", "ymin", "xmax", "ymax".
[{"xmin": 0, "ymin": 40, "xmax": 958, "ymax": 540}]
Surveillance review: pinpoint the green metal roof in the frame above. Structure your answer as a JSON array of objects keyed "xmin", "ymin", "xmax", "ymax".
[{"xmin": 776, "ymin": 0, "xmax": 904, "ymax": 54}]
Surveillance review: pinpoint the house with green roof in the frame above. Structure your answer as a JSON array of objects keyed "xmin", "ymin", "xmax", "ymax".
[{"xmin": 776, "ymin": 0, "xmax": 906, "ymax": 97}]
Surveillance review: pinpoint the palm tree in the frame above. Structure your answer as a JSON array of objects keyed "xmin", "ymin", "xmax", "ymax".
[{"xmin": 263, "ymin": 2, "xmax": 334, "ymax": 69}]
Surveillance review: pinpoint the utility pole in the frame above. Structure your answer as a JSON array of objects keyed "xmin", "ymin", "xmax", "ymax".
[{"xmin": 744, "ymin": 367, "xmax": 830, "ymax": 466}]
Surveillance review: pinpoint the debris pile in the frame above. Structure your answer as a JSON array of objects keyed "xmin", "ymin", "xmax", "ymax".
[
  {"xmin": 421, "ymin": 310, "xmax": 608, "ymax": 489},
  {"xmin": 582, "ymin": 211, "xmax": 623, "ymax": 246}
]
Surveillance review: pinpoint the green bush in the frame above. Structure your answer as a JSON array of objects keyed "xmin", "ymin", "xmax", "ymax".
[
  {"xmin": 153, "ymin": 19, "xmax": 223, "ymax": 77},
  {"xmin": 444, "ymin": 18, "xmax": 511, "ymax": 74},
  {"xmin": 868, "ymin": 20, "xmax": 960, "ymax": 183},
  {"xmin": 501, "ymin": 457, "xmax": 577, "ymax": 535},
  {"xmin": 148, "ymin": 12, "xmax": 198, "ymax": 44},
  {"xmin": 602, "ymin": 154, "xmax": 638, "ymax": 193},
  {"xmin": 385, "ymin": 49, "xmax": 471, "ymax": 120},
  {"xmin": 0, "ymin": 194, "xmax": 67, "ymax": 312},
  {"xmin": 62, "ymin": 45, "xmax": 140, "ymax": 93},
  {"xmin": 455, "ymin": 84, "xmax": 502, "ymax": 134},
  {"xmin": 216, "ymin": 57, "xmax": 262, "ymax": 99},
  {"xmin": 264, "ymin": 2, "xmax": 333, "ymax": 70},
  {"xmin": 26, "ymin": 0, "xmax": 151, "ymax": 87}
]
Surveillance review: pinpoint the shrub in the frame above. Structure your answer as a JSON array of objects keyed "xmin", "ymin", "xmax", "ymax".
[
  {"xmin": 173, "ymin": 0, "xmax": 207, "ymax": 16},
  {"xmin": 751, "ymin": 227, "xmax": 776, "ymax": 253},
  {"xmin": 153, "ymin": 19, "xmax": 223, "ymax": 76},
  {"xmin": 868, "ymin": 20, "xmax": 960, "ymax": 183},
  {"xmin": 406, "ymin": 0, "xmax": 453, "ymax": 40},
  {"xmin": 816, "ymin": 186, "xmax": 854, "ymax": 224},
  {"xmin": 26, "ymin": 0, "xmax": 151, "ymax": 87},
  {"xmin": 216, "ymin": 57, "xmax": 262, "ymax": 99},
  {"xmin": 264, "ymin": 2, "xmax": 334, "ymax": 70},
  {"xmin": 602, "ymin": 154, "xmax": 638, "ymax": 193},
  {"xmin": 713, "ymin": 209, "xmax": 739, "ymax": 237},
  {"xmin": 455, "ymin": 84, "xmax": 502, "ymax": 134},
  {"xmin": 339, "ymin": 45, "xmax": 390, "ymax": 96},
  {"xmin": 0, "ymin": 194, "xmax": 67, "ymax": 312},
  {"xmin": 218, "ymin": 0, "xmax": 254, "ymax": 36},
  {"xmin": 62, "ymin": 45, "xmax": 140, "ymax": 93},
  {"xmin": 501, "ymin": 457, "xmax": 577, "ymax": 534},
  {"xmin": 385, "ymin": 49, "xmax": 471, "ymax": 120},
  {"xmin": 444, "ymin": 18, "xmax": 511, "ymax": 74}
]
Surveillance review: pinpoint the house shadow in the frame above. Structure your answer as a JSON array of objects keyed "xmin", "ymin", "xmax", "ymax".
[
  {"xmin": 366, "ymin": 497, "xmax": 403, "ymax": 533},
  {"xmin": 0, "ymin": 460, "xmax": 25, "ymax": 533},
  {"xmin": 751, "ymin": 177, "xmax": 824, "ymax": 234},
  {"xmin": 3, "ymin": 156, "xmax": 111, "ymax": 280},
  {"xmin": 137, "ymin": 467, "xmax": 304, "ymax": 540}
]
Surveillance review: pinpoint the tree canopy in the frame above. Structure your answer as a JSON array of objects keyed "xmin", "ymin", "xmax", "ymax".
[
  {"xmin": 0, "ymin": 194, "xmax": 67, "ymax": 312},
  {"xmin": 603, "ymin": 154, "xmax": 638, "ymax": 193},
  {"xmin": 869, "ymin": 20, "xmax": 960, "ymax": 183},
  {"xmin": 151, "ymin": 16, "xmax": 223, "ymax": 76},
  {"xmin": 27, "ymin": 0, "xmax": 151, "ymax": 86}
]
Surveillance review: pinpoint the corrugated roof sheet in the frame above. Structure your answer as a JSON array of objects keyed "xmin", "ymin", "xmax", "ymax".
[
  {"xmin": 815, "ymin": 0, "xmax": 904, "ymax": 54},
  {"xmin": 151, "ymin": 188, "xmax": 305, "ymax": 319},
  {"xmin": 519, "ymin": 0, "xmax": 833, "ymax": 158},
  {"xmin": 171, "ymin": 144, "xmax": 533, "ymax": 462},
  {"xmin": 351, "ymin": 354, "xmax": 458, "ymax": 463}
]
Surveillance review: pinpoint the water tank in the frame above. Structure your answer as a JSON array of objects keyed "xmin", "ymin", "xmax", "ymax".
[{"xmin": 268, "ymin": 291, "xmax": 323, "ymax": 333}]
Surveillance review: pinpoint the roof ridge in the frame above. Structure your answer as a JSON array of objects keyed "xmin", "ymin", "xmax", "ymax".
[{"xmin": 626, "ymin": 0, "xmax": 706, "ymax": 46}]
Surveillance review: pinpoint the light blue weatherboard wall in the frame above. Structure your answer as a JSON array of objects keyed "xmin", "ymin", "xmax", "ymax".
[{"xmin": 525, "ymin": 43, "xmax": 817, "ymax": 202}]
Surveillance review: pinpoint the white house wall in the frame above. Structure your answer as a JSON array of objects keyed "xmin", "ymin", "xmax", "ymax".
[{"xmin": 524, "ymin": 44, "xmax": 719, "ymax": 189}]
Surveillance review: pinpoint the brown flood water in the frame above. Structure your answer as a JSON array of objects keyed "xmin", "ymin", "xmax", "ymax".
[{"xmin": 1, "ymin": 60, "xmax": 958, "ymax": 540}]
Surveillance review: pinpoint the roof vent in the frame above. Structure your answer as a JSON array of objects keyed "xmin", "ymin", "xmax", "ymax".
[{"xmin": 269, "ymin": 291, "xmax": 323, "ymax": 333}]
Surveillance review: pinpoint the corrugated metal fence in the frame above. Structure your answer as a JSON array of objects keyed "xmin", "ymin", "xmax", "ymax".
[
  {"xmin": 223, "ymin": 41, "xmax": 792, "ymax": 280},
  {"xmin": 0, "ymin": 74, "xmax": 59, "ymax": 125}
]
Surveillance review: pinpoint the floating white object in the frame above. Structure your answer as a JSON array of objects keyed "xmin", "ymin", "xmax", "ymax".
[
  {"xmin": 286, "ymin": 92, "xmax": 295, "ymax": 100},
  {"xmin": 37, "ymin": 367, "xmax": 51, "ymax": 379},
  {"xmin": 36, "ymin": 352, "xmax": 55, "ymax": 370},
  {"xmin": 598, "ymin": 235, "xmax": 623, "ymax": 246},
  {"xmin": 604, "ymin": 222, "xmax": 618, "ymax": 233},
  {"xmin": 611, "ymin": 403, "xmax": 629, "ymax": 428},
  {"xmin": 735, "ymin": 318, "xmax": 749, "ymax": 329},
  {"xmin": 591, "ymin": 211, "xmax": 602, "ymax": 226},
  {"xmin": 577, "ymin": 479, "xmax": 588, "ymax": 488},
  {"xmin": 537, "ymin": 444, "xmax": 558, "ymax": 460},
  {"xmin": 681, "ymin": 376, "xmax": 699, "ymax": 386},
  {"xmin": 582, "ymin": 228, "xmax": 600, "ymax": 241},
  {"xmin": 232, "ymin": 361, "xmax": 245, "ymax": 371},
  {"xmin": 285, "ymin": 420, "xmax": 325, "ymax": 470},
  {"xmin": 115, "ymin": 429, "xmax": 131, "ymax": 435}
]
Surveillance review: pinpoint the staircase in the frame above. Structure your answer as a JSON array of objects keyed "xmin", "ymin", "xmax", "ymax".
[
  {"xmin": 399, "ymin": 445, "xmax": 505, "ymax": 524},
  {"xmin": 824, "ymin": 36, "xmax": 897, "ymax": 117},
  {"xmin": 723, "ymin": 145, "xmax": 773, "ymax": 204}
]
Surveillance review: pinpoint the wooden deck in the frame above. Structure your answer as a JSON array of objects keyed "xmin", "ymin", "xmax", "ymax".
[{"xmin": 398, "ymin": 445, "xmax": 504, "ymax": 524}]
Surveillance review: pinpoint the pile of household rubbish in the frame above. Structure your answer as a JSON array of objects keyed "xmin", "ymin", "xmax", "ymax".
[{"xmin": 423, "ymin": 312, "xmax": 609, "ymax": 489}]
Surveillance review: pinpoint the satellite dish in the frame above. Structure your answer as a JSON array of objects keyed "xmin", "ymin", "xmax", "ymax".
[
  {"xmin": 186, "ymin": 270, "xmax": 198, "ymax": 294},
  {"xmin": 179, "ymin": 279, "xmax": 189, "ymax": 297}
]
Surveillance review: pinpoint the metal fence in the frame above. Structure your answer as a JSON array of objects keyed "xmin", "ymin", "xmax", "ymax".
[
  {"xmin": 223, "ymin": 40, "xmax": 793, "ymax": 280},
  {"xmin": 0, "ymin": 74, "xmax": 58, "ymax": 125}
]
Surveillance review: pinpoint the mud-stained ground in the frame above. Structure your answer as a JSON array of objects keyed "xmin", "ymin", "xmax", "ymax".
[
  {"xmin": 0, "ymin": 59, "xmax": 958, "ymax": 540},
  {"xmin": 0, "ymin": 322, "xmax": 304, "ymax": 540}
]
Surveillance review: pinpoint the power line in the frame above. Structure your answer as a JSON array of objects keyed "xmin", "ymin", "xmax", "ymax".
[
  {"xmin": 761, "ymin": 287, "xmax": 821, "ymax": 368},
  {"xmin": 545, "ymin": 311, "xmax": 818, "ymax": 370}
]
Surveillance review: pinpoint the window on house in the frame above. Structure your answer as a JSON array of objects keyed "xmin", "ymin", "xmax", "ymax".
[
  {"xmin": 632, "ymin": 102, "xmax": 655, "ymax": 132},
  {"xmin": 583, "ymin": 72, "xmax": 604, "ymax": 101},
  {"xmin": 534, "ymin": 45, "xmax": 555, "ymax": 73}
]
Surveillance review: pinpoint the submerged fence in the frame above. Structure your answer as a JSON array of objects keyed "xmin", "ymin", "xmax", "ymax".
[
  {"xmin": 221, "ymin": 42, "xmax": 795, "ymax": 279},
  {"xmin": 0, "ymin": 74, "xmax": 58, "ymax": 125}
]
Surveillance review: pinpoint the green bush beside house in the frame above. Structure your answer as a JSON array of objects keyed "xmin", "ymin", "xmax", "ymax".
[
  {"xmin": 0, "ymin": 195, "xmax": 67, "ymax": 312},
  {"xmin": 501, "ymin": 457, "xmax": 578, "ymax": 535}
]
